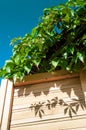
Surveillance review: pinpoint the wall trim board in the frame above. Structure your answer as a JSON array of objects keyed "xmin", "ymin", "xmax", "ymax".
[
  {"xmin": 0, "ymin": 70, "xmax": 86, "ymax": 130},
  {"xmin": 14, "ymin": 70, "xmax": 79, "ymax": 87},
  {"xmin": 0, "ymin": 80, "xmax": 13, "ymax": 130},
  {"xmin": 80, "ymin": 70, "xmax": 86, "ymax": 97},
  {"xmin": 0, "ymin": 79, "xmax": 8, "ymax": 126}
]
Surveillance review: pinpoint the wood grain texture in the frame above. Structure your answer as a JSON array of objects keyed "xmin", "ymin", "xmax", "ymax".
[
  {"xmin": 12, "ymin": 78, "xmax": 82, "ymax": 107},
  {"xmin": 0, "ymin": 79, "xmax": 8, "ymax": 126},
  {"xmin": 15, "ymin": 70, "xmax": 79, "ymax": 87},
  {"xmin": 10, "ymin": 71, "xmax": 86, "ymax": 130},
  {"xmin": 1, "ymin": 80, "xmax": 13, "ymax": 130},
  {"xmin": 0, "ymin": 70, "xmax": 85, "ymax": 130},
  {"xmin": 80, "ymin": 70, "xmax": 86, "ymax": 96},
  {"xmin": 10, "ymin": 114, "xmax": 86, "ymax": 130}
]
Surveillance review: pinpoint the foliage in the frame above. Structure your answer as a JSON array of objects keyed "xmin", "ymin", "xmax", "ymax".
[{"xmin": 0, "ymin": 0, "xmax": 86, "ymax": 82}]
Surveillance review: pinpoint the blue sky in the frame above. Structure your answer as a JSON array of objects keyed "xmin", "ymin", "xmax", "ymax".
[{"xmin": 0, "ymin": 0, "xmax": 67, "ymax": 83}]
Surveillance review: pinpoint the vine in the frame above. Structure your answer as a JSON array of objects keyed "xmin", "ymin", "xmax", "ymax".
[{"xmin": 0, "ymin": 0, "xmax": 86, "ymax": 82}]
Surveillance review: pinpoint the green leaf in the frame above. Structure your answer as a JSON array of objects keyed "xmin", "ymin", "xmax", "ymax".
[
  {"xmin": 14, "ymin": 55, "xmax": 20, "ymax": 64},
  {"xmin": 13, "ymin": 74, "xmax": 17, "ymax": 83},
  {"xmin": 63, "ymin": 52, "xmax": 67, "ymax": 59},
  {"xmin": 0, "ymin": 0, "xmax": 86, "ymax": 81},
  {"xmin": 33, "ymin": 59, "xmax": 41, "ymax": 67},
  {"xmin": 77, "ymin": 52, "xmax": 84, "ymax": 63},
  {"xmin": 6, "ymin": 67, "xmax": 11, "ymax": 73},
  {"xmin": 51, "ymin": 60, "xmax": 59, "ymax": 68},
  {"xmin": 31, "ymin": 27, "xmax": 37, "ymax": 37},
  {"xmin": 70, "ymin": 47, "xmax": 74, "ymax": 55},
  {"xmin": 10, "ymin": 37, "xmax": 22, "ymax": 46},
  {"xmin": 24, "ymin": 66, "xmax": 31, "ymax": 73}
]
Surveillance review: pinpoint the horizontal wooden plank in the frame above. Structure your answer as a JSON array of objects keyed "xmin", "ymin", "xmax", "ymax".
[
  {"xmin": 11, "ymin": 104, "xmax": 69, "ymax": 121},
  {"xmin": 10, "ymin": 114, "xmax": 86, "ymax": 130},
  {"xmin": 13, "ymin": 92, "xmax": 83, "ymax": 108},
  {"xmin": 15, "ymin": 70, "xmax": 79, "ymax": 87},
  {"xmin": 11, "ymin": 102, "xmax": 86, "ymax": 122},
  {"xmin": 14, "ymin": 77, "xmax": 80, "ymax": 97},
  {"xmin": 13, "ymin": 78, "xmax": 82, "ymax": 107},
  {"xmin": 60, "ymin": 127, "xmax": 86, "ymax": 130},
  {"xmin": 10, "ymin": 70, "xmax": 86, "ymax": 130},
  {"xmin": 12, "ymin": 93, "xmax": 86, "ymax": 111},
  {"xmin": 11, "ymin": 75, "xmax": 85, "ymax": 124},
  {"xmin": 12, "ymin": 92, "xmax": 83, "ymax": 109}
]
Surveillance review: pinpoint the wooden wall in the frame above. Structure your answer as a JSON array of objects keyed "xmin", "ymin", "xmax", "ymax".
[{"xmin": 0, "ymin": 70, "xmax": 86, "ymax": 130}]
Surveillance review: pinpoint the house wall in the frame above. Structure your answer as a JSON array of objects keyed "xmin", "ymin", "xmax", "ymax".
[{"xmin": 0, "ymin": 70, "xmax": 86, "ymax": 130}]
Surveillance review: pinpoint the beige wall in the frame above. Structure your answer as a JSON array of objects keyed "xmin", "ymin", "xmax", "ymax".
[
  {"xmin": 11, "ymin": 71, "xmax": 86, "ymax": 130},
  {"xmin": 0, "ymin": 70, "xmax": 86, "ymax": 130}
]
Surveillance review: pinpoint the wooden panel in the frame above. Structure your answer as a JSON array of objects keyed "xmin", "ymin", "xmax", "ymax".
[
  {"xmin": 80, "ymin": 70, "xmax": 86, "ymax": 96},
  {"xmin": 11, "ymin": 76, "xmax": 86, "ymax": 128},
  {"xmin": 11, "ymin": 103, "xmax": 86, "ymax": 122},
  {"xmin": 13, "ymin": 78, "xmax": 82, "ymax": 106},
  {"xmin": 0, "ymin": 79, "xmax": 8, "ymax": 126},
  {"xmin": 10, "ymin": 114, "xmax": 86, "ymax": 130},
  {"xmin": 9, "ymin": 70, "xmax": 86, "ymax": 130},
  {"xmin": 15, "ymin": 70, "xmax": 79, "ymax": 87},
  {"xmin": 14, "ymin": 77, "xmax": 80, "ymax": 97},
  {"xmin": 1, "ymin": 80, "xmax": 13, "ymax": 130}
]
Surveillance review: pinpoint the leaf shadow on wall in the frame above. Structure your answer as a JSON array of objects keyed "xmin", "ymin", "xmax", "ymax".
[{"xmin": 16, "ymin": 76, "xmax": 86, "ymax": 118}]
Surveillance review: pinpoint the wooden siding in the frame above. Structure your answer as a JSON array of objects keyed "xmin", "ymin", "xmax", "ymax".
[
  {"xmin": 0, "ymin": 80, "xmax": 13, "ymax": 130},
  {"xmin": 0, "ymin": 70, "xmax": 86, "ymax": 130},
  {"xmin": 0, "ymin": 79, "xmax": 8, "ymax": 127}
]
